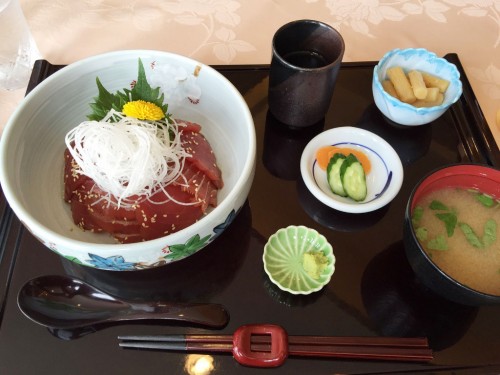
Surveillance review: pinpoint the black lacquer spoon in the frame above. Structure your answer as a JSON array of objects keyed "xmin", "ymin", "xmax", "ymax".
[{"xmin": 17, "ymin": 275, "xmax": 229, "ymax": 330}]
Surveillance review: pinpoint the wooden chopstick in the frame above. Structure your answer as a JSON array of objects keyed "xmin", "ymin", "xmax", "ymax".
[
  {"xmin": 118, "ymin": 334, "xmax": 433, "ymax": 362},
  {"xmin": 268, "ymin": 344, "xmax": 433, "ymax": 362},
  {"xmin": 118, "ymin": 334, "xmax": 430, "ymax": 348},
  {"xmin": 119, "ymin": 341, "xmax": 233, "ymax": 353}
]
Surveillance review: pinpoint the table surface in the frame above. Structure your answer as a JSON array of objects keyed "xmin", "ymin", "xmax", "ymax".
[
  {"xmin": 0, "ymin": 0, "xmax": 500, "ymax": 149},
  {"xmin": 0, "ymin": 58, "xmax": 499, "ymax": 374}
]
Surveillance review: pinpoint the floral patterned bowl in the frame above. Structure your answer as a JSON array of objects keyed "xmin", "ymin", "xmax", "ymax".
[
  {"xmin": 0, "ymin": 50, "xmax": 255, "ymax": 271},
  {"xmin": 263, "ymin": 226, "xmax": 336, "ymax": 295}
]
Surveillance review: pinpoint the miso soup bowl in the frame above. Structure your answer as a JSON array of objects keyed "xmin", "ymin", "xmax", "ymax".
[
  {"xmin": 0, "ymin": 50, "xmax": 256, "ymax": 271},
  {"xmin": 403, "ymin": 164, "xmax": 500, "ymax": 305}
]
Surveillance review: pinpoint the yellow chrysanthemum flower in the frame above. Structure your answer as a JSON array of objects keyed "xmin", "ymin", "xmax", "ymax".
[{"xmin": 122, "ymin": 100, "xmax": 165, "ymax": 121}]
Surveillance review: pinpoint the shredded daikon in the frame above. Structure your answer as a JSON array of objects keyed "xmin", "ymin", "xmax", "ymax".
[{"xmin": 65, "ymin": 110, "xmax": 192, "ymax": 207}]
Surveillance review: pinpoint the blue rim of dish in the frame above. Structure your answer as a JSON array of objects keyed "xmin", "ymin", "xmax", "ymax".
[{"xmin": 312, "ymin": 141, "xmax": 393, "ymax": 204}]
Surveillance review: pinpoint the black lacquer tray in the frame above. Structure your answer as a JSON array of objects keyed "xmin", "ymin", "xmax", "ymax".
[{"xmin": 1, "ymin": 55, "xmax": 499, "ymax": 374}]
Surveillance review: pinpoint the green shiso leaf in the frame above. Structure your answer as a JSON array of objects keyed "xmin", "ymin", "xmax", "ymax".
[
  {"xmin": 87, "ymin": 58, "xmax": 171, "ymax": 122},
  {"xmin": 87, "ymin": 77, "xmax": 123, "ymax": 121}
]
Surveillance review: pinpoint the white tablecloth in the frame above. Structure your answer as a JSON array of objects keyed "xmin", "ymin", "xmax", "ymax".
[{"xmin": 1, "ymin": 0, "xmax": 499, "ymax": 147}]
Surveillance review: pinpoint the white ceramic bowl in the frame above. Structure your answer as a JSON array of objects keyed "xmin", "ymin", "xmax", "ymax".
[
  {"xmin": 300, "ymin": 126, "xmax": 403, "ymax": 213},
  {"xmin": 372, "ymin": 48, "xmax": 462, "ymax": 126},
  {"xmin": 0, "ymin": 50, "xmax": 255, "ymax": 271}
]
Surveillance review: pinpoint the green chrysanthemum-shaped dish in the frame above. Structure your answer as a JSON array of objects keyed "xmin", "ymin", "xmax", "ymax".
[{"xmin": 263, "ymin": 225, "xmax": 335, "ymax": 295}]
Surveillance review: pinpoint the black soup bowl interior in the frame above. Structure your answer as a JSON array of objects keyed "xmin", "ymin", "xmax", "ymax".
[{"xmin": 403, "ymin": 164, "xmax": 500, "ymax": 306}]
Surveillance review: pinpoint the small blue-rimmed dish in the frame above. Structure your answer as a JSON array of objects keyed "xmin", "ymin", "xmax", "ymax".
[
  {"xmin": 373, "ymin": 48, "xmax": 462, "ymax": 126},
  {"xmin": 300, "ymin": 126, "xmax": 403, "ymax": 213}
]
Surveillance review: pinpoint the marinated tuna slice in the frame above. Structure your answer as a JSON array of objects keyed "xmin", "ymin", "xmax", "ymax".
[
  {"xmin": 181, "ymin": 128, "xmax": 223, "ymax": 189},
  {"xmin": 178, "ymin": 120, "xmax": 201, "ymax": 133},
  {"xmin": 63, "ymin": 120, "xmax": 222, "ymax": 243},
  {"xmin": 135, "ymin": 185, "xmax": 204, "ymax": 241},
  {"xmin": 176, "ymin": 162, "xmax": 218, "ymax": 211},
  {"xmin": 68, "ymin": 178, "xmax": 141, "ymax": 235},
  {"xmin": 64, "ymin": 148, "xmax": 88, "ymax": 202}
]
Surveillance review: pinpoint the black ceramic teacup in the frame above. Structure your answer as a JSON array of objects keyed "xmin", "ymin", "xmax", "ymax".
[{"xmin": 268, "ymin": 19, "xmax": 345, "ymax": 127}]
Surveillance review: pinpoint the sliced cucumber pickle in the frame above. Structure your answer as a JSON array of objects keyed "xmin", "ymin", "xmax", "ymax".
[
  {"xmin": 326, "ymin": 153, "xmax": 347, "ymax": 197},
  {"xmin": 339, "ymin": 154, "xmax": 367, "ymax": 201}
]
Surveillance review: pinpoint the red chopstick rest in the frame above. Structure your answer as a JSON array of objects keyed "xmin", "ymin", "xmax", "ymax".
[{"xmin": 232, "ymin": 324, "xmax": 289, "ymax": 367}]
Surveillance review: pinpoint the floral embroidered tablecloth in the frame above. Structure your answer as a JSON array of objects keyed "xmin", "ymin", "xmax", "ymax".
[{"xmin": 1, "ymin": 0, "xmax": 499, "ymax": 147}]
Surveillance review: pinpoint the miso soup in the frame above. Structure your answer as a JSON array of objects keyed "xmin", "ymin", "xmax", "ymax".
[{"xmin": 412, "ymin": 187, "xmax": 500, "ymax": 296}]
